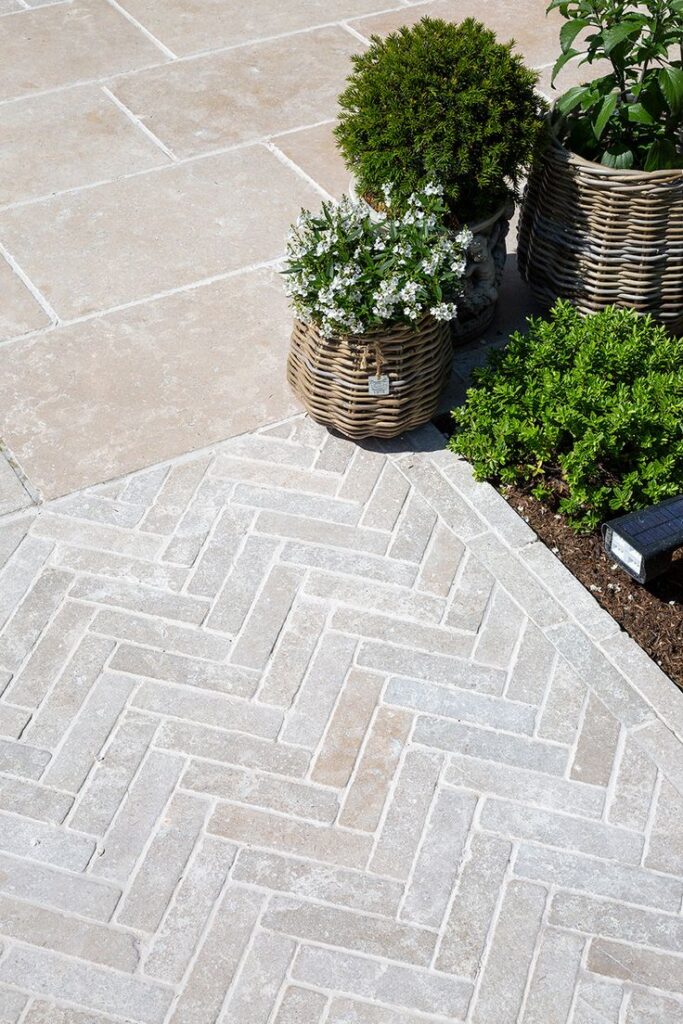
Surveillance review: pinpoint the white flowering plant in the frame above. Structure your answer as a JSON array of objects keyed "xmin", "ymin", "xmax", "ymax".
[{"xmin": 282, "ymin": 184, "xmax": 472, "ymax": 338}]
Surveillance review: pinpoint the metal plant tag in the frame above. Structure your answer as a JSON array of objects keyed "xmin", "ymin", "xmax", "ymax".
[{"xmin": 368, "ymin": 375, "xmax": 390, "ymax": 396}]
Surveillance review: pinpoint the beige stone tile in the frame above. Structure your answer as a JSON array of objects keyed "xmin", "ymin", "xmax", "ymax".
[
  {"xmin": 0, "ymin": 269, "xmax": 299, "ymax": 498},
  {"xmin": 0, "ymin": 0, "xmax": 166, "ymax": 101},
  {"xmin": 0, "ymin": 258, "xmax": 50, "ymax": 341},
  {"xmin": 0, "ymin": 455, "xmax": 30, "ymax": 516},
  {"xmin": 111, "ymin": 27, "xmax": 362, "ymax": 159},
  {"xmin": 276, "ymin": 122, "xmax": 351, "ymax": 200},
  {"xmin": 351, "ymin": 0, "xmax": 562, "ymax": 70},
  {"xmin": 114, "ymin": 0, "xmax": 401, "ymax": 57},
  {"xmin": 0, "ymin": 146, "xmax": 318, "ymax": 318},
  {"xmin": 0, "ymin": 85, "xmax": 171, "ymax": 206}
]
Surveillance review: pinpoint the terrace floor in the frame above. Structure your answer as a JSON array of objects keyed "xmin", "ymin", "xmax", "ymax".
[{"xmin": 0, "ymin": 1, "xmax": 683, "ymax": 1022}]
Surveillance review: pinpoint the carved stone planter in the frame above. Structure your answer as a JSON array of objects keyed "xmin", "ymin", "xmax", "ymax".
[{"xmin": 452, "ymin": 200, "xmax": 513, "ymax": 346}]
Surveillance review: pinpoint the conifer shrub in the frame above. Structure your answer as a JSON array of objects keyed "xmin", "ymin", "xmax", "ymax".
[
  {"xmin": 335, "ymin": 17, "xmax": 547, "ymax": 223},
  {"xmin": 450, "ymin": 302, "xmax": 683, "ymax": 531}
]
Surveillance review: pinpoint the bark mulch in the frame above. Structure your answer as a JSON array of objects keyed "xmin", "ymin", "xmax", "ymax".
[{"xmin": 503, "ymin": 486, "xmax": 683, "ymax": 691}]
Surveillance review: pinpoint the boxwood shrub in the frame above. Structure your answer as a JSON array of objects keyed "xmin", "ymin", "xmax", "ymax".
[
  {"xmin": 335, "ymin": 17, "xmax": 547, "ymax": 223},
  {"xmin": 450, "ymin": 301, "xmax": 683, "ymax": 531}
]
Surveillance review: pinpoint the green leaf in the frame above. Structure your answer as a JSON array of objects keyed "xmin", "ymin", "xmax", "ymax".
[
  {"xmin": 658, "ymin": 67, "xmax": 683, "ymax": 116},
  {"xmin": 559, "ymin": 19, "xmax": 590, "ymax": 54},
  {"xmin": 601, "ymin": 21, "xmax": 643, "ymax": 54},
  {"xmin": 593, "ymin": 92, "xmax": 618, "ymax": 139},
  {"xmin": 556, "ymin": 85, "xmax": 591, "ymax": 114},
  {"xmin": 551, "ymin": 50, "xmax": 579, "ymax": 86},
  {"xmin": 601, "ymin": 144, "xmax": 635, "ymax": 169},
  {"xmin": 644, "ymin": 138, "xmax": 678, "ymax": 171},
  {"xmin": 627, "ymin": 102, "xmax": 655, "ymax": 125}
]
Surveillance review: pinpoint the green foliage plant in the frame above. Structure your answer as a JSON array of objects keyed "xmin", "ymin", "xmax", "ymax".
[
  {"xmin": 334, "ymin": 17, "xmax": 547, "ymax": 224},
  {"xmin": 550, "ymin": 0, "xmax": 683, "ymax": 170},
  {"xmin": 282, "ymin": 183, "xmax": 472, "ymax": 338},
  {"xmin": 450, "ymin": 301, "xmax": 683, "ymax": 532}
]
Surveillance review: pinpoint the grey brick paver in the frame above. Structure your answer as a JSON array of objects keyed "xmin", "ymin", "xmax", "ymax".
[
  {"xmin": 43, "ymin": 671, "xmax": 135, "ymax": 792},
  {"xmin": 571, "ymin": 691, "xmax": 620, "ymax": 786},
  {"xmin": 220, "ymin": 930, "xmax": 295, "ymax": 1024},
  {"xmin": 263, "ymin": 897, "xmax": 436, "ymax": 967},
  {"xmin": 514, "ymin": 844, "xmax": 683, "ymax": 911},
  {"xmin": 0, "ymin": 810, "xmax": 95, "ymax": 870},
  {"xmin": 0, "ymin": 985, "xmax": 27, "ymax": 1024},
  {"xmin": 168, "ymin": 886, "xmax": 262, "ymax": 1024},
  {"xmin": 68, "ymin": 709, "xmax": 158, "ymax": 835},
  {"xmin": 0, "ymin": 414, "xmax": 681, "ymax": 1022},
  {"xmin": 0, "ymin": 946, "xmax": 173, "ymax": 1023},
  {"xmin": 588, "ymin": 937, "xmax": 683, "ymax": 994},
  {"xmin": 143, "ymin": 835, "xmax": 235, "ymax": 984},
  {"xmin": 436, "ymin": 832, "xmax": 512, "ymax": 977},
  {"xmin": 116, "ymin": 791, "xmax": 208, "ymax": 932},
  {"xmin": 89, "ymin": 749, "xmax": 184, "ymax": 884},
  {"xmin": 400, "ymin": 786, "xmax": 476, "ymax": 928},
  {"xmin": 480, "ymin": 796, "xmax": 644, "ymax": 863},
  {"xmin": 0, "ymin": 851, "xmax": 120, "ymax": 920},
  {"xmin": 292, "ymin": 945, "xmax": 472, "ymax": 1018},
  {"xmin": 608, "ymin": 734, "xmax": 658, "ymax": 831},
  {"xmin": 370, "ymin": 748, "xmax": 442, "ymax": 880},
  {"xmin": 471, "ymin": 879, "xmax": 547, "ymax": 1024},
  {"xmin": 209, "ymin": 802, "xmax": 372, "ymax": 868},
  {"xmin": 0, "ymin": 892, "xmax": 139, "ymax": 970},
  {"xmin": 111, "ymin": 643, "xmax": 257, "ymax": 698},
  {"xmin": 522, "ymin": 927, "xmax": 583, "ymax": 1024},
  {"xmin": 232, "ymin": 848, "xmax": 404, "ymax": 915},
  {"xmin": 445, "ymin": 751, "xmax": 604, "ymax": 818},
  {"xmin": 273, "ymin": 987, "xmax": 328, "ymax": 1024}
]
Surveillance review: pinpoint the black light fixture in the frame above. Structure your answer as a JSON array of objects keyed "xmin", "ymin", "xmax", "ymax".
[{"xmin": 602, "ymin": 495, "xmax": 683, "ymax": 584}]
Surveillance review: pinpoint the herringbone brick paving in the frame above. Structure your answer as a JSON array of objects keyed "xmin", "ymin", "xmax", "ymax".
[{"xmin": 0, "ymin": 415, "xmax": 682, "ymax": 1023}]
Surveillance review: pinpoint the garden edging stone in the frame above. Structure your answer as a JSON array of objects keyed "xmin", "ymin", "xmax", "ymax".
[{"xmin": 394, "ymin": 424, "xmax": 683, "ymax": 748}]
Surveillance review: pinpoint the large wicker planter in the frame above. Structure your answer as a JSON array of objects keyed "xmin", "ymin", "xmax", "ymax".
[
  {"xmin": 287, "ymin": 316, "xmax": 452, "ymax": 440},
  {"xmin": 349, "ymin": 177, "xmax": 513, "ymax": 346},
  {"xmin": 518, "ymin": 137, "xmax": 683, "ymax": 334}
]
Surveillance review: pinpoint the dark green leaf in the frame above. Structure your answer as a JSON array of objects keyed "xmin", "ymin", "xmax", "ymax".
[
  {"xmin": 602, "ymin": 21, "xmax": 644, "ymax": 54},
  {"xmin": 627, "ymin": 102, "xmax": 655, "ymax": 125},
  {"xmin": 658, "ymin": 67, "xmax": 683, "ymax": 116},
  {"xmin": 551, "ymin": 50, "xmax": 579, "ymax": 86},
  {"xmin": 593, "ymin": 92, "xmax": 618, "ymax": 139},
  {"xmin": 601, "ymin": 144, "xmax": 635, "ymax": 169},
  {"xmin": 556, "ymin": 85, "xmax": 591, "ymax": 114},
  {"xmin": 559, "ymin": 19, "xmax": 590, "ymax": 54},
  {"xmin": 644, "ymin": 138, "xmax": 678, "ymax": 171}
]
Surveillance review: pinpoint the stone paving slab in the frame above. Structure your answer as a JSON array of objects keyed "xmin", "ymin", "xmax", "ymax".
[
  {"xmin": 0, "ymin": 415, "xmax": 681, "ymax": 1023},
  {"xmin": 3, "ymin": 0, "xmax": 564, "ymax": 502}
]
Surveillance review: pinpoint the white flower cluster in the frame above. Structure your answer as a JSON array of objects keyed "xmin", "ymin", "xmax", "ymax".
[{"xmin": 282, "ymin": 182, "xmax": 471, "ymax": 337}]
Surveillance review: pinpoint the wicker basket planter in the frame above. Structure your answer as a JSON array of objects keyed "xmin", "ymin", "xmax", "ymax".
[
  {"xmin": 518, "ymin": 137, "xmax": 683, "ymax": 334},
  {"xmin": 349, "ymin": 177, "xmax": 513, "ymax": 346},
  {"xmin": 287, "ymin": 316, "xmax": 452, "ymax": 440}
]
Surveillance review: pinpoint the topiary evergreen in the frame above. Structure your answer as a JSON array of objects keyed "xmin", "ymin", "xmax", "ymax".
[{"xmin": 335, "ymin": 17, "xmax": 547, "ymax": 224}]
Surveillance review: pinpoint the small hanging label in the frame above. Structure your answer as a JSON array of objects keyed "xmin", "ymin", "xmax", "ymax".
[{"xmin": 368, "ymin": 375, "xmax": 390, "ymax": 396}]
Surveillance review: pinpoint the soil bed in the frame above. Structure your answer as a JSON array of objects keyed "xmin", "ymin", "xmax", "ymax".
[{"xmin": 504, "ymin": 485, "xmax": 683, "ymax": 690}]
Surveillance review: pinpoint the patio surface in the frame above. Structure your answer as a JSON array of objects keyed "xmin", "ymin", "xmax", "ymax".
[{"xmin": 1, "ymin": 1, "xmax": 683, "ymax": 1022}]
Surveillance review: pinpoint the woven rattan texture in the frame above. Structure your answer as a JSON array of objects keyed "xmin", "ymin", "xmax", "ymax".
[
  {"xmin": 518, "ymin": 139, "xmax": 683, "ymax": 334},
  {"xmin": 287, "ymin": 316, "xmax": 452, "ymax": 439}
]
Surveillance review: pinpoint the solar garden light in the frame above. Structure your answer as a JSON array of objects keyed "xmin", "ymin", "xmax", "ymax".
[{"xmin": 602, "ymin": 496, "xmax": 683, "ymax": 584}]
